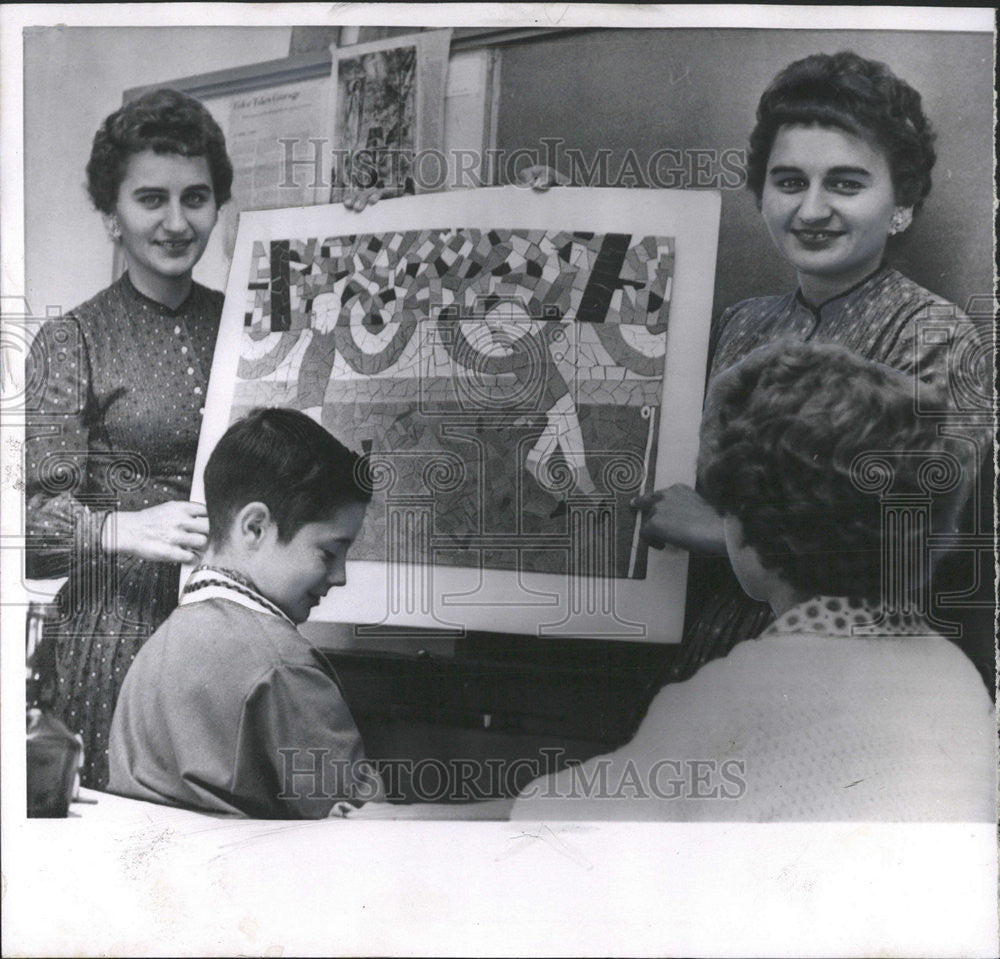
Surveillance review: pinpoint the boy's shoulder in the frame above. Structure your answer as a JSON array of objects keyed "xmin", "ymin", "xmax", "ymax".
[{"xmin": 152, "ymin": 594, "xmax": 318, "ymax": 675}]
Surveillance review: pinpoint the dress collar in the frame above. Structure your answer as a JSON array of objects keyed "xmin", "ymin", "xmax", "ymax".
[
  {"xmin": 181, "ymin": 566, "xmax": 296, "ymax": 627},
  {"xmin": 793, "ymin": 261, "xmax": 893, "ymax": 316},
  {"xmin": 119, "ymin": 270, "xmax": 197, "ymax": 316},
  {"xmin": 761, "ymin": 595, "xmax": 935, "ymax": 639}
]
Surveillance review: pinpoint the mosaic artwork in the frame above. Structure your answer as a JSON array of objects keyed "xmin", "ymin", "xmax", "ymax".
[{"xmin": 232, "ymin": 228, "xmax": 674, "ymax": 579}]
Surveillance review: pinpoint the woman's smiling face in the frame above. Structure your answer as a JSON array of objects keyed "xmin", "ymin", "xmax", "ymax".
[
  {"xmin": 761, "ymin": 124, "xmax": 906, "ymax": 301},
  {"xmin": 112, "ymin": 149, "xmax": 218, "ymax": 291}
]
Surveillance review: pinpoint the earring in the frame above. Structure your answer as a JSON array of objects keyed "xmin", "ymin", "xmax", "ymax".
[
  {"xmin": 889, "ymin": 209, "xmax": 911, "ymax": 236},
  {"xmin": 105, "ymin": 216, "xmax": 121, "ymax": 241}
]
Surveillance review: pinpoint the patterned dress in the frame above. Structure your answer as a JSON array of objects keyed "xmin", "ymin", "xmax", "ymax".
[
  {"xmin": 25, "ymin": 272, "xmax": 223, "ymax": 789},
  {"xmin": 675, "ymin": 263, "xmax": 965, "ymax": 678}
]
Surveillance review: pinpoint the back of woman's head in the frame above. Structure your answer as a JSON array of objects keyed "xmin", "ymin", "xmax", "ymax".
[
  {"xmin": 698, "ymin": 341, "xmax": 966, "ymax": 601},
  {"xmin": 746, "ymin": 51, "xmax": 936, "ymax": 211},
  {"xmin": 86, "ymin": 87, "xmax": 233, "ymax": 213}
]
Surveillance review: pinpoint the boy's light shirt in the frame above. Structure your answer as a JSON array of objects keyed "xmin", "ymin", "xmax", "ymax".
[{"xmin": 181, "ymin": 565, "xmax": 388, "ymax": 810}]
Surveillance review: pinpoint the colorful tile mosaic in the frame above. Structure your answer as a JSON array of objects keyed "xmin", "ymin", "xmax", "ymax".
[{"xmin": 233, "ymin": 229, "xmax": 674, "ymax": 579}]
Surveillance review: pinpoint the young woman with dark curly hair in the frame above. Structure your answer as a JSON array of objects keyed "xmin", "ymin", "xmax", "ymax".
[
  {"xmin": 632, "ymin": 51, "xmax": 987, "ymax": 678},
  {"xmin": 25, "ymin": 88, "xmax": 234, "ymax": 789},
  {"xmin": 511, "ymin": 341, "xmax": 993, "ymax": 821}
]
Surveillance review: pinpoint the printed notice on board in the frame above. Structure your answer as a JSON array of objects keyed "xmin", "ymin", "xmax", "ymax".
[{"xmin": 226, "ymin": 78, "xmax": 327, "ymax": 211}]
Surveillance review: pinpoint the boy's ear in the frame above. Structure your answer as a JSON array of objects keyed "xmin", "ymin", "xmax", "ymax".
[{"xmin": 236, "ymin": 502, "xmax": 273, "ymax": 548}]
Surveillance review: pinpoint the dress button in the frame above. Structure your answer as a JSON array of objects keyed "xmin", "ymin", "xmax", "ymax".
[
  {"xmin": 174, "ymin": 325, "xmax": 181, "ymax": 335},
  {"xmin": 181, "ymin": 346, "xmax": 188, "ymax": 354},
  {"xmin": 186, "ymin": 367, "xmax": 194, "ymax": 375}
]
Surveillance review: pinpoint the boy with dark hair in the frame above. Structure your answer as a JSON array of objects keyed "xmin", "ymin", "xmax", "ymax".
[{"xmin": 108, "ymin": 408, "xmax": 380, "ymax": 818}]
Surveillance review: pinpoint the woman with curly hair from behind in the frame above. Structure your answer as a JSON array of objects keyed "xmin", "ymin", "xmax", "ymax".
[{"xmin": 511, "ymin": 341, "xmax": 994, "ymax": 821}]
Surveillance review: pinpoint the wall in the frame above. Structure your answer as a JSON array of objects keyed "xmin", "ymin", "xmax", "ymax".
[
  {"xmin": 496, "ymin": 29, "xmax": 994, "ymax": 316},
  {"xmin": 25, "ymin": 27, "xmax": 992, "ymax": 321},
  {"xmin": 23, "ymin": 26, "xmax": 292, "ymax": 316}
]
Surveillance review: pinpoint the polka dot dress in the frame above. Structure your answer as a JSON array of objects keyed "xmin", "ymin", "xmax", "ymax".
[
  {"xmin": 25, "ymin": 272, "xmax": 223, "ymax": 790},
  {"xmin": 675, "ymin": 265, "xmax": 961, "ymax": 680}
]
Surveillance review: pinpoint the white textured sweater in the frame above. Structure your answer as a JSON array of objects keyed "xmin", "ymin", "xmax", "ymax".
[{"xmin": 512, "ymin": 597, "xmax": 996, "ymax": 821}]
